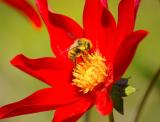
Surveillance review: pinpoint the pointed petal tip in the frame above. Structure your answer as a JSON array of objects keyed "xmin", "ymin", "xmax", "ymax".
[
  {"xmin": 32, "ymin": 21, "xmax": 42, "ymax": 29},
  {"xmin": 0, "ymin": 107, "xmax": 7, "ymax": 119},
  {"xmin": 132, "ymin": 30, "xmax": 149, "ymax": 40},
  {"xmin": 0, "ymin": 87, "xmax": 81, "ymax": 120},
  {"xmin": 139, "ymin": 30, "xmax": 149, "ymax": 36},
  {"xmin": 2, "ymin": 0, "xmax": 42, "ymax": 28},
  {"xmin": 10, "ymin": 54, "xmax": 24, "ymax": 65}
]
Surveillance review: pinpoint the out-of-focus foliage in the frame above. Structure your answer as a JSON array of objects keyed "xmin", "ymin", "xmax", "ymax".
[{"xmin": 0, "ymin": 0, "xmax": 160, "ymax": 122}]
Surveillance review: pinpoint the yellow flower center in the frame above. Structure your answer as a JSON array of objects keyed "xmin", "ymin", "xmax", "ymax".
[
  {"xmin": 72, "ymin": 52, "xmax": 108, "ymax": 93},
  {"xmin": 68, "ymin": 38, "xmax": 108, "ymax": 93}
]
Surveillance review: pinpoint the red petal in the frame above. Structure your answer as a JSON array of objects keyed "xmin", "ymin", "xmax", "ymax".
[
  {"xmin": 113, "ymin": 30, "xmax": 148, "ymax": 81},
  {"xmin": 11, "ymin": 54, "xmax": 73, "ymax": 87},
  {"xmin": 0, "ymin": 87, "xmax": 81, "ymax": 119},
  {"xmin": 36, "ymin": 0, "xmax": 83, "ymax": 59},
  {"xmin": 83, "ymin": 0, "xmax": 116, "ymax": 60},
  {"xmin": 52, "ymin": 96, "xmax": 94, "ymax": 122},
  {"xmin": 134, "ymin": 0, "xmax": 141, "ymax": 17},
  {"xmin": 95, "ymin": 88, "xmax": 113, "ymax": 115},
  {"xmin": 100, "ymin": 0, "xmax": 108, "ymax": 8},
  {"xmin": 2, "ymin": 0, "xmax": 41, "ymax": 28},
  {"xmin": 116, "ymin": 0, "xmax": 136, "ymax": 47}
]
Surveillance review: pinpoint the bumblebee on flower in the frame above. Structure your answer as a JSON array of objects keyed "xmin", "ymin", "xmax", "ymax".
[
  {"xmin": 68, "ymin": 38, "xmax": 92, "ymax": 62},
  {"xmin": 0, "ymin": 0, "xmax": 148, "ymax": 122}
]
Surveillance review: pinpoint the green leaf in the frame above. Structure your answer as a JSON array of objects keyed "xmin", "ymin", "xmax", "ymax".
[
  {"xmin": 111, "ymin": 78, "xmax": 137, "ymax": 115},
  {"xmin": 111, "ymin": 85, "xmax": 124, "ymax": 115}
]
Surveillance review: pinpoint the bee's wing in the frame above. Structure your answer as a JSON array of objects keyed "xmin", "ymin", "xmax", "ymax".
[
  {"xmin": 57, "ymin": 45, "xmax": 79, "ymax": 58},
  {"xmin": 57, "ymin": 47, "xmax": 70, "ymax": 58},
  {"xmin": 57, "ymin": 40, "xmax": 79, "ymax": 58}
]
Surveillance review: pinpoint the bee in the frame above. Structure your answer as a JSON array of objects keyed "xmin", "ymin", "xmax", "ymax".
[{"xmin": 68, "ymin": 38, "xmax": 93, "ymax": 61}]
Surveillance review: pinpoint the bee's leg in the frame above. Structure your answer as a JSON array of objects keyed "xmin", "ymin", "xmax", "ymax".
[
  {"xmin": 72, "ymin": 58, "xmax": 76, "ymax": 66},
  {"xmin": 75, "ymin": 58, "xmax": 77, "ymax": 65},
  {"xmin": 75, "ymin": 55, "xmax": 83, "ymax": 65},
  {"xmin": 82, "ymin": 51, "xmax": 89, "ymax": 61}
]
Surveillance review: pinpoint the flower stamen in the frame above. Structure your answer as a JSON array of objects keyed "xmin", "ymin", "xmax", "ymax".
[{"xmin": 72, "ymin": 52, "xmax": 108, "ymax": 93}]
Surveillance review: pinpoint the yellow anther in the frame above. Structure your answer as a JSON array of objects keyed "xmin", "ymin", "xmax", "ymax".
[{"xmin": 72, "ymin": 52, "xmax": 108, "ymax": 93}]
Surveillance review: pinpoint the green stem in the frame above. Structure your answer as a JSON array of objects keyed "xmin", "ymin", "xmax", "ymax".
[
  {"xmin": 109, "ymin": 112, "xmax": 114, "ymax": 122},
  {"xmin": 84, "ymin": 110, "xmax": 90, "ymax": 122},
  {"xmin": 134, "ymin": 68, "xmax": 160, "ymax": 122}
]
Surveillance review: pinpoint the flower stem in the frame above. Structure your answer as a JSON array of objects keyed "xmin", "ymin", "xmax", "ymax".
[
  {"xmin": 109, "ymin": 112, "xmax": 114, "ymax": 122},
  {"xmin": 84, "ymin": 110, "xmax": 91, "ymax": 122},
  {"xmin": 134, "ymin": 68, "xmax": 160, "ymax": 122}
]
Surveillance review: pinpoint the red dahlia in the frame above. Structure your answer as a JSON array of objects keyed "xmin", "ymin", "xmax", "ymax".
[
  {"xmin": 0, "ymin": 0, "xmax": 148, "ymax": 122},
  {"xmin": 1, "ymin": 0, "xmax": 41, "ymax": 27}
]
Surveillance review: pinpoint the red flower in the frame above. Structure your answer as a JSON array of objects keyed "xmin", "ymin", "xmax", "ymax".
[
  {"xmin": 0, "ymin": 0, "xmax": 148, "ymax": 122},
  {"xmin": 1, "ymin": 0, "xmax": 41, "ymax": 27}
]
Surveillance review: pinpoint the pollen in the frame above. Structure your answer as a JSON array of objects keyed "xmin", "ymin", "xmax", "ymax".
[{"xmin": 72, "ymin": 52, "xmax": 108, "ymax": 93}]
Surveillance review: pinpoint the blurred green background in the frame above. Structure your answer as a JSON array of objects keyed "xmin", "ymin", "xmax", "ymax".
[{"xmin": 0, "ymin": 0, "xmax": 160, "ymax": 122}]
